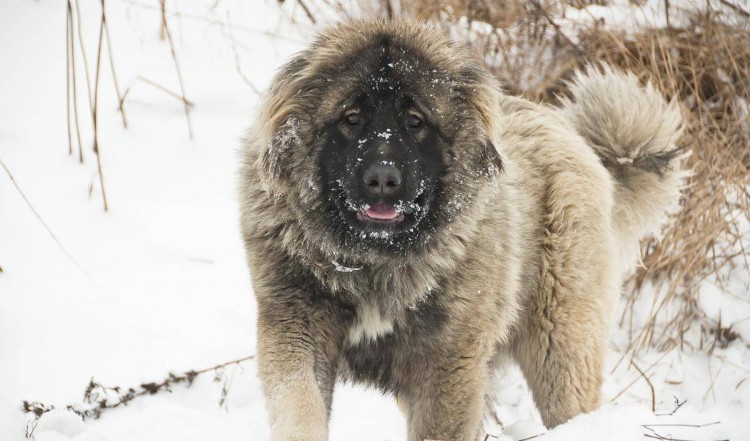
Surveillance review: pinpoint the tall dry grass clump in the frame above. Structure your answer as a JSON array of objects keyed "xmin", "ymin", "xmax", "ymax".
[
  {"xmin": 297, "ymin": 0, "xmax": 750, "ymax": 355},
  {"xmin": 579, "ymin": 13, "xmax": 750, "ymax": 356}
]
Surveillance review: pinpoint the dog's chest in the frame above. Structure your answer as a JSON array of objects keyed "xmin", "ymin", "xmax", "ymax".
[{"xmin": 346, "ymin": 303, "xmax": 394, "ymax": 345}]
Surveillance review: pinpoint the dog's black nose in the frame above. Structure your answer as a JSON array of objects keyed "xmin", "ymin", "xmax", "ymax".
[{"xmin": 363, "ymin": 163, "xmax": 402, "ymax": 195}]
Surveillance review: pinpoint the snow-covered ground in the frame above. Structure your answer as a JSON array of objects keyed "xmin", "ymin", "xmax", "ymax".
[{"xmin": 1, "ymin": 1, "xmax": 748, "ymax": 440}]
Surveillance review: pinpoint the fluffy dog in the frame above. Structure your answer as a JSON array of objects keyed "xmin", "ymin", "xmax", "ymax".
[{"xmin": 239, "ymin": 19, "xmax": 686, "ymax": 441}]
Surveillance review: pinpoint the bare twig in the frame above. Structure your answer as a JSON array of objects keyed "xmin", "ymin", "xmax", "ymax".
[
  {"xmin": 631, "ymin": 359, "xmax": 656, "ymax": 413},
  {"xmin": 160, "ymin": 0, "xmax": 193, "ymax": 139},
  {"xmin": 518, "ymin": 433, "xmax": 546, "ymax": 441},
  {"xmin": 0, "ymin": 157, "xmax": 90, "ymax": 279},
  {"xmin": 644, "ymin": 422, "xmax": 721, "ymax": 429},
  {"xmin": 296, "ymin": 0, "xmax": 317, "ymax": 24},
  {"xmin": 226, "ymin": 12, "xmax": 261, "ymax": 96},
  {"xmin": 134, "ymin": 75, "xmax": 195, "ymax": 107},
  {"xmin": 66, "ymin": 5, "xmax": 73, "ymax": 156},
  {"xmin": 73, "ymin": 0, "xmax": 95, "ymax": 114},
  {"xmin": 384, "ymin": 0, "xmax": 394, "ymax": 19},
  {"xmin": 122, "ymin": 0, "xmax": 305, "ymax": 44},
  {"xmin": 102, "ymin": 3, "xmax": 128, "ymax": 128},
  {"xmin": 643, "ymin": 420, "xmax": 727, "ymax": 441},
  {"xmin": 655, "ymin": 396, "xmax": 686, "ymax": 416},
  {"xmin": 92, "ymin": 0, "xmax": 109, "ymax": 212},
  {"xmin": 718, "ymin": 0, "xmax": 750, "ymax": 17},
  {"xmin": 610, "ymin": 350, "xmax": 673, "ymax": 402},
  {"xmin": 67, "ymin": 1, "xmax": 84, "ymax": 163},
  {"xmin": 529, "ymin": 0, "xmax": 583, "ymax": 54}
]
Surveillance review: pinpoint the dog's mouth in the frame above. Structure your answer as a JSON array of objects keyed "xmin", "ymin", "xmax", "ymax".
[
  {"xmin": 356, "ymin": 203, "xmax": 405, "ymax": 223},
  {"xmin": 347, "ymin": 189, "xmax": 430, "ymax": 229},
  {"xmin": 327, "ymin": 178, "xmax": 435, "ymax": 241}
]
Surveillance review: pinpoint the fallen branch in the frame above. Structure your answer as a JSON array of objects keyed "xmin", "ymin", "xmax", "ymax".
[
  {"xmin": 644, "ymin": 422, "xmax": 721, "ymax": 429},
  {"xmin": 643, "ymin": 420, "xmax": 727, "ymax": 441},
  {"xmin": 655, "ymin": 396, "xmax": 687, "ymax": 416},
  {"xmin": 22, "ymin": 354, "xmax": 255, "ymax": 436},
  {"xmin": 518, "ymin": 433, "xmax": 546, "ymax": 441}
]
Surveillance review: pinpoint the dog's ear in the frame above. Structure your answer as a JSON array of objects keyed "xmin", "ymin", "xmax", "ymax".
[
  {"xmin": 481, "ymin": 139, "xmax": 504, "ymax": 174},
  {"xmin": 258, "ymin": 116, "xmax": 300, "ymax": 189},
  {"xmin": 458, "ymin": 65, "xmax": 505, "ymax": 175},
  {"xmin": 254, "ymin": 53, "xmax": 314, "ymax": 192}
]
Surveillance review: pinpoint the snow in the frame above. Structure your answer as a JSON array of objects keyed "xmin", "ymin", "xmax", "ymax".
[
  {"xmin": 1, "ymin": 1, "xmax": 748, "ymax": 440},
  {"xmin": 331, "ymin": 260, "xmax": 363, "ymax": 272},
  {"xmin": 377, "ymin": 129, "xmax": 393, "ymax": 140}
]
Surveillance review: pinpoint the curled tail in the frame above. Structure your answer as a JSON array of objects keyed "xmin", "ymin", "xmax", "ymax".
[{"xmin": 558, "ymin": 65, "xmax": 689, "ymax": 270}]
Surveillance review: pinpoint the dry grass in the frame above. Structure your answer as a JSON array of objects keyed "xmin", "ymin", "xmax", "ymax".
[{"xmin": 297, "ymin": 0, "xmax": 750, "ymax": 355}]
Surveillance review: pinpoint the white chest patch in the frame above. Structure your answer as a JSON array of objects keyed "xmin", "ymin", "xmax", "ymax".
[{"xmin": 347, "ymin": 304, "xmax": 394, "ymax": 345}]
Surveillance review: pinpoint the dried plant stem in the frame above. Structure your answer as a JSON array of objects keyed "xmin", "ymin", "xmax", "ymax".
[
  {"xmin": 67, "ymin": 1, "xmax": 84, "ymax": 163},
  {"xmin": 123, "ymin": 0, "xmax": 305, "ymax": 44},
  {"xmin": 102, "ymin": 6, "xmax": 127, "ymax": 128},
  {"xmin": 135, "ymin": 75, "xmax": 195, "ymax": 107},
  {"xmin": 718, "ymin": 0, "xmax": 750, "ymax": 17},
  {"xmin": 93, "ymin": 1, "xmax": 109, "ymax": 212},
  {"xmin": 529, "ymin": 0, "xmax": 583, "ymax": 54},
  {"xmin": 517, "ymin": 433, "xmax": 546, "ymax": 441},
  {"xmin": 226, "ymin": 12, "xmax": 261, "ymax": 96},
  {"xmin": 631, "ymin": 359, "xmax": 656, "ymax": 413},
  {"xmin": 384, "ymin": 0, "xmax": 393, "ymax": 19},
  {"xmin": 160, "ymin": 0, "xmax": 193, "ymax": 139},
  {"xmin": 0, "ymin": 157, "xmax": 89, "ymax": 278},
  {"xmin": 610, "ymin": 350, "xmax": 672, "ymax": 403},
  {"xmin": 66, "ymin": 3, "xmax": 73, "ymax": 156},
  {"xmin": 73, "ymin": 0, "xmax": 95, "ymax": 114},
  {"xmin": 297, "ymin": 0, "xmax": 317, "ymax": 24}
]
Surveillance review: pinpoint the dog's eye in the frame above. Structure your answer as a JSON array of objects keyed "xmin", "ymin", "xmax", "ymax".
[
  {"xmin": 407, "ymin": 112, "xmax": 423, "ymax": 128},
  {"xmin": 344, "ymin": 110, "xmax": 360, "ymax": 125}
]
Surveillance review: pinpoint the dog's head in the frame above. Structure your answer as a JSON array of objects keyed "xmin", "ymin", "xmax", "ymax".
[{"xmin": 252, "ymin": 20, "xmax": 504, "ymax": 258}]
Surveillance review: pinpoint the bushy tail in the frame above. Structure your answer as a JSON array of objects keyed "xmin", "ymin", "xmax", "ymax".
[{"xmin": 558, "ymin": 65, "xmax": 689, "ymax": 271}]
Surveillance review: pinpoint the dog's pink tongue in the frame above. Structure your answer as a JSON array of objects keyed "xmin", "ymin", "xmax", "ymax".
[{"xmin": 365, "ymin": 203, "xmax": 399, "ymax": 220}]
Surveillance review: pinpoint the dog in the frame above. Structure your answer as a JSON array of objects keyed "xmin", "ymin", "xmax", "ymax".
[{"xmin": 239, "ymin": 19, "xmax": 686, "ymax": 441}]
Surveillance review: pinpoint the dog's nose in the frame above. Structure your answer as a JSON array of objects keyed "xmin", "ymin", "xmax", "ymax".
[{"xmin": 363, "ymin": 163, "xmax": 402, "ymax": 195}]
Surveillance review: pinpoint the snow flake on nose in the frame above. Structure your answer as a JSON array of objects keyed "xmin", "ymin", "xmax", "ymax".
[{"xmin": 377, "ymin": 129, "xmax": 393, "ymax": 140}]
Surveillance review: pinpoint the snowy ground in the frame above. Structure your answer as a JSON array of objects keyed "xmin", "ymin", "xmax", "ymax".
[{"xmin": 1, "ymin": 1, "xmax": 748, "ymax": 440}]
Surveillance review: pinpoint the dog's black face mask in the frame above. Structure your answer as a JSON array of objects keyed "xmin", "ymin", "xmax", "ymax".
[{"xmin": 317, "ymin": 57, "xmax": 450, "ymax": 252}]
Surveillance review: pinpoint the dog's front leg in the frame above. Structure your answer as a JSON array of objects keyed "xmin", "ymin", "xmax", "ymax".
[
  {"xmin": 403, "ymin": 349, "xmax": 490, "ymax": 441},
  {"xmin": 256, "ymin": 288, "xmax": 346, "ymax": 441}
]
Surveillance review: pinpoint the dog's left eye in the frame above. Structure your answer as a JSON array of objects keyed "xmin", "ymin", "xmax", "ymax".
[
  {"xmin": 407, "ymin": 112, "xmax": 423, "ymax": 128},
  {"xmin": 344, "ymin": 109, "xmax": 360, "ymax": 125}
]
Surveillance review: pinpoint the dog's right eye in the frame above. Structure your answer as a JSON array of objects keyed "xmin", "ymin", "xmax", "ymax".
[{"xmin": 344, "ymin": 110, "xmax": 360, "ymax": 125}]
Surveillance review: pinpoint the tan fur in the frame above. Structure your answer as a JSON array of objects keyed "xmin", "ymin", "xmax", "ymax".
[{"xmin": 239, "ymin": 19, "xmax": 686, "ymax": 440}]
